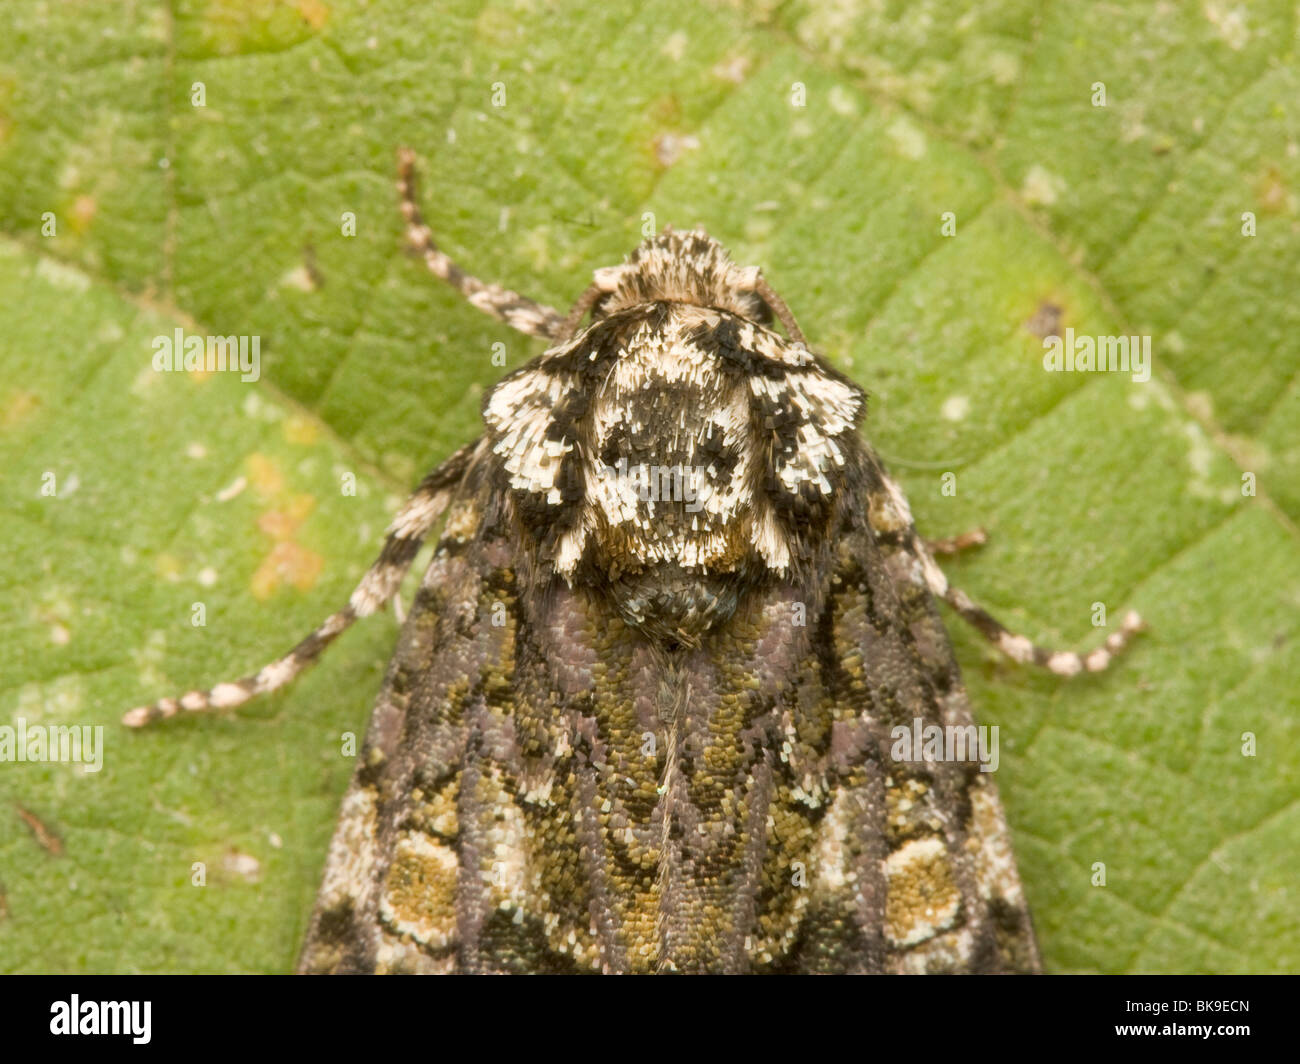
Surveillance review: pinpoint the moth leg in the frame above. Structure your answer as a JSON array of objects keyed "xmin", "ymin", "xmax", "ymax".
[
  {"xmin": 123, "ymin": 439, "xmax": 484, "ymax": 727},
  {"xmin": 869, "ymin": 469, "xmax": 1143, "ymax": 677},
  {"xmin": 923, "ymin": 527, "xmax": 987, "ymax": 556},
  {"xmin": 937, "ymin": 580, "xmax": 1144, "ymax": 676},
  {"xmin": 397, "ymin": 147, "xmax": 568, "ymax": 341}
]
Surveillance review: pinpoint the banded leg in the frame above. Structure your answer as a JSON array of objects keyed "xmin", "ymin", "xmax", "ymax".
[
  {"xmin": 397, "ymin": 148, "xmax": 568, "ymax": 341},
  {"xmin": 940, "ymin": 584, "xmax": 1143, "ymax": 676},
  {"xmin": 868, "ymin": 466, "xmax": 1144, "ymax": 677},
  {"xmin": 124, "ymin": 439, "xmax": 485, "ymax": 727},
  {"xmin": 924, "ymin": 527, "xmax": 987, "ymax": 556}
]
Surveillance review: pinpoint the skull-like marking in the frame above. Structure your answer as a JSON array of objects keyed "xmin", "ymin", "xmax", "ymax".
[{"xmin": 483, "ymin": 231, "xmax": 864, "ymax": 645}]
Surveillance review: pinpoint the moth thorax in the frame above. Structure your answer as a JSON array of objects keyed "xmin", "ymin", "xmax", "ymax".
[{"xmin": 585, "ymin": 365, "xmax": 762, "ymax": 644}]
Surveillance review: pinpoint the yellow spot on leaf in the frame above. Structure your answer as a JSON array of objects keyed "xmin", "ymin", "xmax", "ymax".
[
  {"xmin": 0, "ymin": 389, "xmax": 42, "ymax": 430},
  {"xmin": 283, "ymin": 414, "xmax": 320, "ymax": 445},
  {"xmin": 69, "ymin": 195, "xmax": 97, "ymax": 234},
  {"xmin": 154, "ymin": 553, "xmax": 183, "ymax": 582},
  {"xmin": 246, "ymin": 452, "xmax": 286, "ymax": 498},
  {"xmin": 244, "ymin": 452, "xmax": 323, "ymax": 597},
  {"xmin": 200, "ymin": 0, "xmax": 328, "ymax": 56},
  {"xmin": 297, "ymin": 0, "xmax": 328, "ymax": 31}
]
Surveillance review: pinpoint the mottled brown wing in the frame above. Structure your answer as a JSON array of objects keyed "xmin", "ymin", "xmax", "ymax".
[
  {"xmin": 296, "ymin": 453, "xmax": 524, "ymax": 973},
  {"xmin": 297, "ymin": 455, "xmax": 684, "ymax": 974},
  {"xmin": 754, "ymin": 442, "xmax": 1042, "ymax": 973}
]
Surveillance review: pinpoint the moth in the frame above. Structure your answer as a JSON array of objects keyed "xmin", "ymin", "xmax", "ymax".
[{"xmin": 126, "ymin": 149, "xmax": 1143, "ymax": 973}]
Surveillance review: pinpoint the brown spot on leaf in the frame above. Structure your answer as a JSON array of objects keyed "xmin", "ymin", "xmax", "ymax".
[
  {"xmin": 1257, "ymin": 164, "xmax": 1292, "ymax": 215},
  {"xmin": 302, "ymin": 243, "xmax": 324, "ymax": 289},
  {"xmin": 256, "ymin": 492, "xmax": 315, "ymax": 539},
  {"xmin": 15, "ymin": 804, "xmax": 63, "ymax": 855},
  {"xmin": 1024, "ymin": 300, "xmax": 1064, "ymax": 339}
]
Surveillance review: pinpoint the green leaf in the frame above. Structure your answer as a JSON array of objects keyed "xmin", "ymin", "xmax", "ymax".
[{"xmin": 1, "ymin": 0, "xmax": 1295, "ymax": 973}]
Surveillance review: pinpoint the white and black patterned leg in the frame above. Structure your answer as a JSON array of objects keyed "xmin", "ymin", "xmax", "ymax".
[
  {"xmin": 871, "ymin": 467, "xmax": 1144, "ymax": 677},
  {"xmin": 924, "ymin": 527, "xmax": 987, "ymax": 556},
  {"xmin": 914, "ymin": 540, "xmax": 1144, "ymax": 676},
  {"xmin": 939, "ymin": 585, "xmax": 1144, "ymax": 676},
  {"xmin": 124, "ymin": 440, "xmax": 484, "ymax": 727}
]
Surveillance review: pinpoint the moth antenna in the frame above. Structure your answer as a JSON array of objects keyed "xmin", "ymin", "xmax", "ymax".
[
  {"xmin": 753, "ymin": 274, "xmax": 806, "ymax": 346},
  {"xmin": 559, "ymin": 281, "xmax": 605, "ymax": 341},
  {"xmin": 123, "ymin": 441, "xmax": 481, "ymax": 727},
  {"xmin": 397, "ymin": 147, "xmax": 569, "ymax": 341}
]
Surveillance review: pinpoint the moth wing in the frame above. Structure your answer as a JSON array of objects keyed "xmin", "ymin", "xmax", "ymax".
[
  {"xmin": 746, "ymin": 444, "xmax": 1041, "ymax": 973},
  {"xmin": 297, "ymin": 457, "xmax": 520, "ymax": 974},
  {"xmin": 812, "ymin": 445, "xmax": 1040, "ymax": 972}
]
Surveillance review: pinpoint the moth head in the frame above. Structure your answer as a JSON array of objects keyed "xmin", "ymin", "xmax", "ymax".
[
  {"xmin": 564, "ymin": 229, "xmax": 805, "ymax": 342},
  {"xmin": 486, "ymin": 232, "xmax": 865, "ymax": 644}
]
